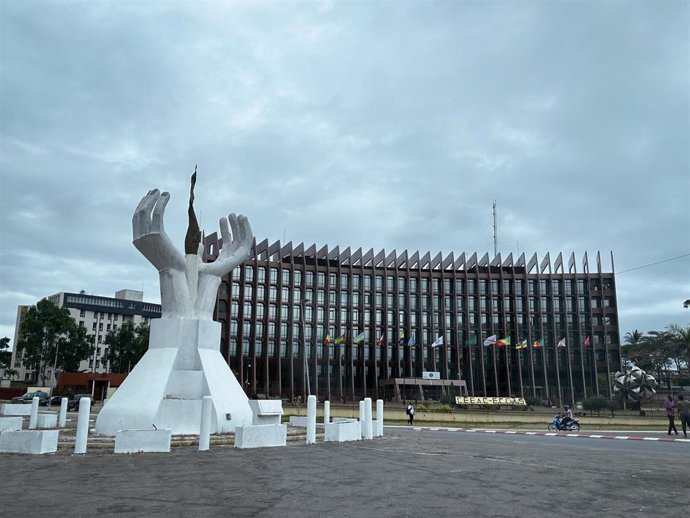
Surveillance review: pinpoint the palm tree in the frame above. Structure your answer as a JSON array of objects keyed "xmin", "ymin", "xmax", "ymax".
[{"xmin": 622, "ymin": 330, "xmax": 644, "ymax": 368}]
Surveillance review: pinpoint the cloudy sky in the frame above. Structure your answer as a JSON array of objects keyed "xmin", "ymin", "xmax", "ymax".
[{"xmin": 1, "ymin": 0, "xmax": 688, "ymax": 349}]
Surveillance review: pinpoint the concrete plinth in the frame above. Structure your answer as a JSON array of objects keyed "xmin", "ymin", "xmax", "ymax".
[
  {"xmin": 288, "ymin": 416, "xmax": 308, "ymax": 427},
  {"xmin": 0, "ymin": 430, "xmax": 59, "ymax": 454},
  {"xmin": 0, "ymin": 416, "xmax": 23, "ymax": 432},
  {"xmin": 324, "ymin": 420, "xmax": 361, "ymax": 442},
  {"xmin": 1, "ymin": 404, "xmax": 33, "ymax": 416},
  {"xmin": 114, "ymin": 429, "xmax": 172, "ymax": 454},
  {"xmin": 36, "ymin": 413, "xmax": 58, "ymax": 429},
  {"xmin": 248, "ymin": 400, "xmax": 283, "ymax": 425},
  {"xmin": 235, "ymin": 424, "xmax": 287, "ymax": 449}
]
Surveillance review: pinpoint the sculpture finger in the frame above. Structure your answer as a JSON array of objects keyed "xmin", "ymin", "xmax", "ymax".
[
  {"xmin": 132, "ymin": 189, "xmax": 160, "ymax": 239},
  {"xmin": 228, "ymin": 213, "xmax": 240, "ymax": 248},
  {"xmin": 151, "ymin": 192, "xmax": 171, "ymax": 233},
  {"xmin": 219, "ymin": 216, "xmax": 232, "ymax": 251},
  {"xmin": 238, "ymin": 215, "xmax": 253, "ymax": 246}
]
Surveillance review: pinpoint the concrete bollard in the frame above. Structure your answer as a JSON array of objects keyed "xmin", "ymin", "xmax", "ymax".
[
  {"xmin": 199, "ymin": 396, "xmax": 213, "ymax": 451},
  {"xmin": 74, "ymin": 397, "xmax": 91, "ymax": 454},
  {"xmin": 359, "ymin": 400, "xmax": 365, "ymax": 437},
  {"xmin": 306, "ymin": 395, "xmax": 317, "ymax": 444},
  {"xmin": 324, "ymin": 401, "xmax": 330, "ymax": 425},
  {"xmin": 59, "ymin": 398, "xmax": 68, "ymax": 428},
  {"xmin": 364, "ymin": 398, "xmax": 373, "ymax": 440},
  {"xmin": 376, "ymin": 399, "xmax": 384, "ymax": 437},
  {"xmin": 29, "ymin": 397, "xmax": 40, "ymax": 429}
]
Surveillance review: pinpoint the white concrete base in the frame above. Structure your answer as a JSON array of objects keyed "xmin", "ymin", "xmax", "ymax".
[
  {"xmin": 248, "ymin": 400, "xmax": 283, "ymax": 425},
  {"xmin": 114, "ymin": 429, "xmax": 172, "ymax": 454},
  {"xmin": 288, "ymin": 416, "xmax": 308, "ymax": 427},
  {"xmin": 95, "ymin": 319, "xmax": 253, "ymax": 436},
  {"xmin": 235, "ymin": 424, "xmax": 287, "ymax": 449},
  {"xmin": 36, "ymin": 413, "xmax": 58, "ymax": 429},
  {"xmin": 324, "ymin": 420, "xmax": 361, "ymax": 443},
  {"xmin": 0, "ymin": 430, "xmax": 59, "ymax": 454},
  {"xmin": 0, "ymin": 417, "xmax": 23, "ymax": 432},
  {"xmin": 1, "ymin": 404, "xmax": 33, "ymax": 416}
]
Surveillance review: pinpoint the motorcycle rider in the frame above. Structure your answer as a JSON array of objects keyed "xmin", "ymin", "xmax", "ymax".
[{"xmin": 560, "ymin": 405, "xmax": 574, "ymax": 430}]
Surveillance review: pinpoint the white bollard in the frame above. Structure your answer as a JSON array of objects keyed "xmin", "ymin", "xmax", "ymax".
[
  {"xmin": 199, "ymin": 396, "xmax": 213, "ymax": 451},
  {"xmin": 29, "ymin": 397, "xmax": 40, "ymax": 429},
  {"xmin": 359, "ymin": 400, "xmax": 365, "ymax": 437},
  {"xmin": 306, "ymin": 395, "xmax": 317, "ymax": 444},
  {"xmin": 376, "ymin": 399, "xmax": 384, "ymax": 437},
  {"xmin": 59, "ymin": 398, "xmax": 68, "ymax": 428},
  {"xmin": 364, "ymin": 398, "xmax": 373, "ymax": 440},
  {"xmin": 324, "ymin": 401, "xmax": 330, "ymax": 425},
  {"xmin": 74, "ymin": 397, "xmax": 91, "ymax": 454}
]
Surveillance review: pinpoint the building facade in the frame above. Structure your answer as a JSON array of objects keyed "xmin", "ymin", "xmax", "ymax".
[
  {"xmin": 11, "ymin": 289, "xmax": 161, "ymax": 385},
  {"xmin": 206, "ymin": 236, "xmax": 621, "ymax": 405}
]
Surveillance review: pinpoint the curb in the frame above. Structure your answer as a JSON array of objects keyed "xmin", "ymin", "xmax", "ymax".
[{"xmin": 405, "ymin": 426, "xmax": 690, "ymax": 443}]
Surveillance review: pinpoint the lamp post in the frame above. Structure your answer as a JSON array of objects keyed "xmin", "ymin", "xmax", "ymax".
[
  {"xmin": 301, "ymin": 298, "xmax": 311, "ymax": 397},
  {"xmin": 245, "ymin": 362, "xmax": 252, "ymax": 393}
]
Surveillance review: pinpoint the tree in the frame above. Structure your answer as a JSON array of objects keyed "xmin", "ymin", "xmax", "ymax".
[
  {"xmin": 16, "ymin": 299, "xmax": 94, "ymax": 386},
  {"xmin": 0, "ymin": 336, "xmax": 12, "ymax": 369},
  {"xmin": 101, "ymin": 322, "xmax": 150, "ymax": 373}
]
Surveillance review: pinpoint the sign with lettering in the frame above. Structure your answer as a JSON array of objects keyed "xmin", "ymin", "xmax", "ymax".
[
  {"xmin": 455, "ymin": 396, "xmax": 527, "ymax": 406},
  {"xmin": 422, "ymin": 371, "xmax": 440, "ymax": 380}
]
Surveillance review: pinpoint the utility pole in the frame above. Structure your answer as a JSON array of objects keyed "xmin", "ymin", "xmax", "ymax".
[{"xmin": 493, "ymin": 200, "xmax": 498, "ymax": 256}]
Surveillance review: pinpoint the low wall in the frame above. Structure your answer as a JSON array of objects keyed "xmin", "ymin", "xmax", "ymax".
[
  {"xmin": 114, "ymin": 429, "xmax": 172, "ymax": 454},
  {"xmin": 0, "ymin": 430, "xmax": 59, "ymax": 454},
  {"xmin": 235, "ymin": 424, "xmax": 287, "ymax": 449}
]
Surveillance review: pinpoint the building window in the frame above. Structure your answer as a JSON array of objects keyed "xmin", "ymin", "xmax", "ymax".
[
  {"xmin": 244, "ymin": 266, "xmax": 254, "ymax": 281},
  {"xmin": 257, "ymin": 266, "xmax": 266, "ymax": 282}
]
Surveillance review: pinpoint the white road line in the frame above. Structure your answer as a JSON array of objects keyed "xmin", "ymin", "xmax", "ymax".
[
  {"xmin": 545, "ymin": 432, "xmax": 557, "ymax": 436},
  {"xmin": 589, "ymin": 435, "xmax": 603, "ymax": 438},
  {"xmin": 614, "ymin": 436, "xmax": 629, "ymax": 440},
  {"xmin": 642, "ymin": 437, "xmax": 660, "ymax": 441}
]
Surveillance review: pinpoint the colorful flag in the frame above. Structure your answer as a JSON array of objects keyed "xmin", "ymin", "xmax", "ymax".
[
  {"xmin": 353, "ymin": 332, "xmax": 365, "ymax": 344},
  {"xmin": 532, "ymin": 339, "xmax": 544, "ymax": 348},
  {"xmin": 407, "ymin": 337, "xmax": 415, "ymax": 346},
  {"xmin": 324, "ymin": 334, "xmax": 332, "ymax": 346},
  {"xmin": 516, "ymin": 339, "xmax": 528, "ymax": 350},
  {"xmin": 466, "ymin": 336, "xmax": 477, "ymax": 346},
  {"xmin": 557, "ymin": 337, "xmax": 566, "ymax": 348},
  {"xmin": 497, "ymin": 337, "xmax": 511, "ymax": 347},
  {"xmin": 334, "ymin": 334, "xmax": 346, "ymax": 345},
  {"xmin": 483, "ymin": 335, "xmax": 497, "ymax": 347},
  {"xmin": 583, "ymin": 336, "xmax": 590, "ymax": 347},
  {"xmin": 431, "ymin": 336, "xmax": 443, "ymax": 347},
  {"xmin": 377, "ymin": 334, "xmax": 385, "ymax": 346}
]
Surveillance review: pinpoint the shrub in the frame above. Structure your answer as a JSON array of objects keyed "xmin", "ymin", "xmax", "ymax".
[
  {"xmin": 439, "ymin": 395, "xmax": 455, "ymax": 406},
  {"xmin": 439, "ymin": 404, "xmax": 452, "ymax": 413},
  {"xmin": 417, "ymin": 403, "xmax": 428, "ymax": 412},
  {"xmin": 582, "ymin": 397, "xmax": 613, "ymax": 416}
]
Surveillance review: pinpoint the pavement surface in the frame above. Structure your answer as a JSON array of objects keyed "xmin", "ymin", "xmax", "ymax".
[{"xmin": 1, "ymin": 427, "xmax": 688, "ymax": 518}]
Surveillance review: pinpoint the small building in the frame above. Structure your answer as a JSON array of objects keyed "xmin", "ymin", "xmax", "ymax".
[{"xmin": 56, "ymin": 372, "xmax": 127, "ymax": 402}]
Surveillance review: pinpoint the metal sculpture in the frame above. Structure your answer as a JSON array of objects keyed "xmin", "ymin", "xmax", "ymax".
[{"xmin": 612, "ymin": 366, "xmax": 658, "ymax": 400}]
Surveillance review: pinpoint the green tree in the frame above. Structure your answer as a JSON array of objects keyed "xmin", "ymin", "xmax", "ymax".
[
  {"xmin": 0, "ymin": 336, "xmax": 12, "ymax": 369},
  {"xmin": 17, "ymin": 299, "xmax": 94, "ymax": 386},
  {"xmin": 101, "ymin": 322, "xmax": 150, "ymax": 373}
]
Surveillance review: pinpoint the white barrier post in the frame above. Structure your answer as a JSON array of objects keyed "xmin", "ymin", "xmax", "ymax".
[
  {"xmin": 376, "ymin": 399, "xmax": 384, "ymax": 437},
  {"xmin": 324, "ymin": 401, "xmax": 330, "ymax": 425},
  {"xmin": 199, "ymin": 396, "xmax": 212, "ymax": 451},
  {"xmin": 306, "ymin": 395, "xmax": 317, "ymax": 444},
  {"xmin": 74, "ymin": 397, "xmax": 91, "ymax": 454},
  {"xmin": 29, "ymin": 397, "xmax": 40, "ymax": 429},
  {"xmin": 364, "ymin": 398, "xmax": 373, "ymax": 440},
  {"xmin": 59, "ymin": 398, "xmax": 68, "ymax": 427},
  {"xmin": 359, "ymin": 400, "xmax": 365, "ymax": 437}
]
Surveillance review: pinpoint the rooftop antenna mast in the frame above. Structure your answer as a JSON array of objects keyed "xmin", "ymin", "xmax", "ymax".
[{"xmin": 493, "ymin": 200, "xmax": 497, "ymax": 256}]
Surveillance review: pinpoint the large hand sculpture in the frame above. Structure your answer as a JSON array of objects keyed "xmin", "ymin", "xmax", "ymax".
[{"xmin": 132, "ymin": 176, "xmax": 253, "ymax": 320}]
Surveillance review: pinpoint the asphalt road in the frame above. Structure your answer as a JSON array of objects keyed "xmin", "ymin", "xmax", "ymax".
[{"xmin": 1, "ymin": 428, "xmax": 688, "ymax": 518}]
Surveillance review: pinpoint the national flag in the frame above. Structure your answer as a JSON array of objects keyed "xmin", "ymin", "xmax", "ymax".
[
  {"xmin": 483, "ymin": 335, "xmax": 497, "ymax": 347},
  {"xmin": 532, "ymin": 338, "xmax": 544, "ymax": 348},
  {"xmin": 465, "ymin": 336, "xmax": 477, "ymax": 346},
  {"xmin": 377, "ymin": 334, "xmax": 385, "ymax": 346},
  {"xmin": 353, "ymin": 332, "xmax": 365, "ymax": 344},
  {"xmin": 583, "ymin": 336, "xmax": 590, "ymax": 347},
  {"xmin": 334, "ymin": 334, "xmax": 346, "ymax": 345},
  {"xmin": 398, "ymin": 331, "xmax": 405, "ymax": 345},
  {"xmin": 516, "ymin": 339, "xmax": 528, "ymax": 350},
  {"xmin": 407, "ymin": 337, "xmax": 416, "ymax": 346},
  {"xmin": 323, "ymin": 334, "xmax": 331, "ymax": 346},
  {"xmin": 431, "ymin": 336, "xmax": 443, "ymax": 347},
  {"xmin": 557, "ymin": 337, "xmax": 566, "ymax": 348},
  {"xmin": 497, "ymin": 337, "xmax": 511, "ymax": 347}
]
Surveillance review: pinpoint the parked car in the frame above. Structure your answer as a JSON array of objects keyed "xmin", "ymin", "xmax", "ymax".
[
  {"xmin": 46, "ymin": 395, "xmax": 68, "ymax": 406},
  {"xmin": 68, "ymin": 393, "xmax": 92, "ymax": 411},
  {"xmin": 11, "ymin": 391, "xmax": 50, "ymax": 404}
]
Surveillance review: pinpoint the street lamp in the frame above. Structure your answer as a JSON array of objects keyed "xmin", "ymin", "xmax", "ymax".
[{"xmin": 301, "ymin": 298, "xmax": 311, "ymax": 396}]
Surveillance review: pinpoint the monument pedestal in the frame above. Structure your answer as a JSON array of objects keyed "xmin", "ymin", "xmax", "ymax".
[{"xmin": 95, "ymin": 318, "xmax": 252, "ymax": 436}]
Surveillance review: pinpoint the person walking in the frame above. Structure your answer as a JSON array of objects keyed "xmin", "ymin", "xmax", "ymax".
[
  {"xmin": 665, "ymin": 395, "xmax": 678, "ymax": 435},
  {"xmin": 676, "ymin": 395, "xmax": 690, "ymax": 438},
  {"xmin": 406, "ymin": 403, "xmax": 415, "ymax": 425}
]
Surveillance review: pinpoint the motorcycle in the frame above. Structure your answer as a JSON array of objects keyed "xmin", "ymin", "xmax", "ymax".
[{"xmin": 548, "ymin": 414, "xmax": 581, "ymax": 432}]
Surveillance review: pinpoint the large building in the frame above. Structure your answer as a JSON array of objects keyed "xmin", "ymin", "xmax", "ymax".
[
  {"xmin": 11, "ymin": 289, "xmax": 161, "ymax": 385},
  {"xmin": 206, "ymin": 235, "xmax": 621, "ymax": 406}
]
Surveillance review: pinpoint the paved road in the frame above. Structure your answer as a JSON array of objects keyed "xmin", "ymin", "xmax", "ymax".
[{"xmin": 1, "ymin": 428, "xmax": 688, "ymax": 518}]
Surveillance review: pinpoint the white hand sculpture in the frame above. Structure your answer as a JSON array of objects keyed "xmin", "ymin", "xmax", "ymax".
[{"xmin": 133, "ymin": 189, "xmax": 253, "ymax": 320}]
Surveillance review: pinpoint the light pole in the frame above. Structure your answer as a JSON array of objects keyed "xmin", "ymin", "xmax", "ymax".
[
  {"xmin": 301, "ymin": 298, "xmax": 311, "ymax": 397},
  {"xmin": 245, "ymin": 362, "xmax": 252, "ymax": 393}
]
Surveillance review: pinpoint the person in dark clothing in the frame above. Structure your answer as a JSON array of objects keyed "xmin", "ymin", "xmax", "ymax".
[
  {"xmin": 406, "ymin": 403, "xmax": 415, "ymax": 425},
  {"xmin": 665, "ymin": 395, "xmax": 678, "ymax": 435},
  {"xmin": 676, "ymin": 395, "xmax": 690, "ymax": 438}
]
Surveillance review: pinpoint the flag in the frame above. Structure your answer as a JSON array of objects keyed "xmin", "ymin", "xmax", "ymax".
[
  {"xmin": 334, "ymin": 334, "xmax": 346, "ymax": 345},
  {"xmin": 497, "ymin": 337, "xmax": 511, "ymax": 347},
  {"xmin": 483, "ymin": 335, "xmax": 497, "ymax": 347},
  {"xmin": 466, "ymin": 336, "xmax": 477, "ymax": 346},
  {"xmin": 431, "ymin": 336, "xmax": 443, "ymax": 347},
  {"xmin": 398, "ymin": 331, "xmax": 405, "ymax": 345},
  {"xmin": 324, "ymin": 334, "xmax": 331, "ymax": 346},
  {"xmin": 377, "ymin": 334, "xmax": 385, "ymax": 346},
  {"xmin": 532, "ymin": 338, "xmax": 544, "ymax": 348},
  {"xmin": 353, "ymin": 332, "xmax": 365, "ymax": 344},
  {"xmin": 583, "ymin": 336, "xmax": 590, "ymax": 347},
  {"xmin": 407, "ymin": 337, "xmax": 416, "ymax": 346},
  {"xmin": 516, "ymin": 339, "xmax": 528, "ymax": 350},
  {"xmin": 557, "ymin": 337, "xmax": 566, "ymax": 348}
]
